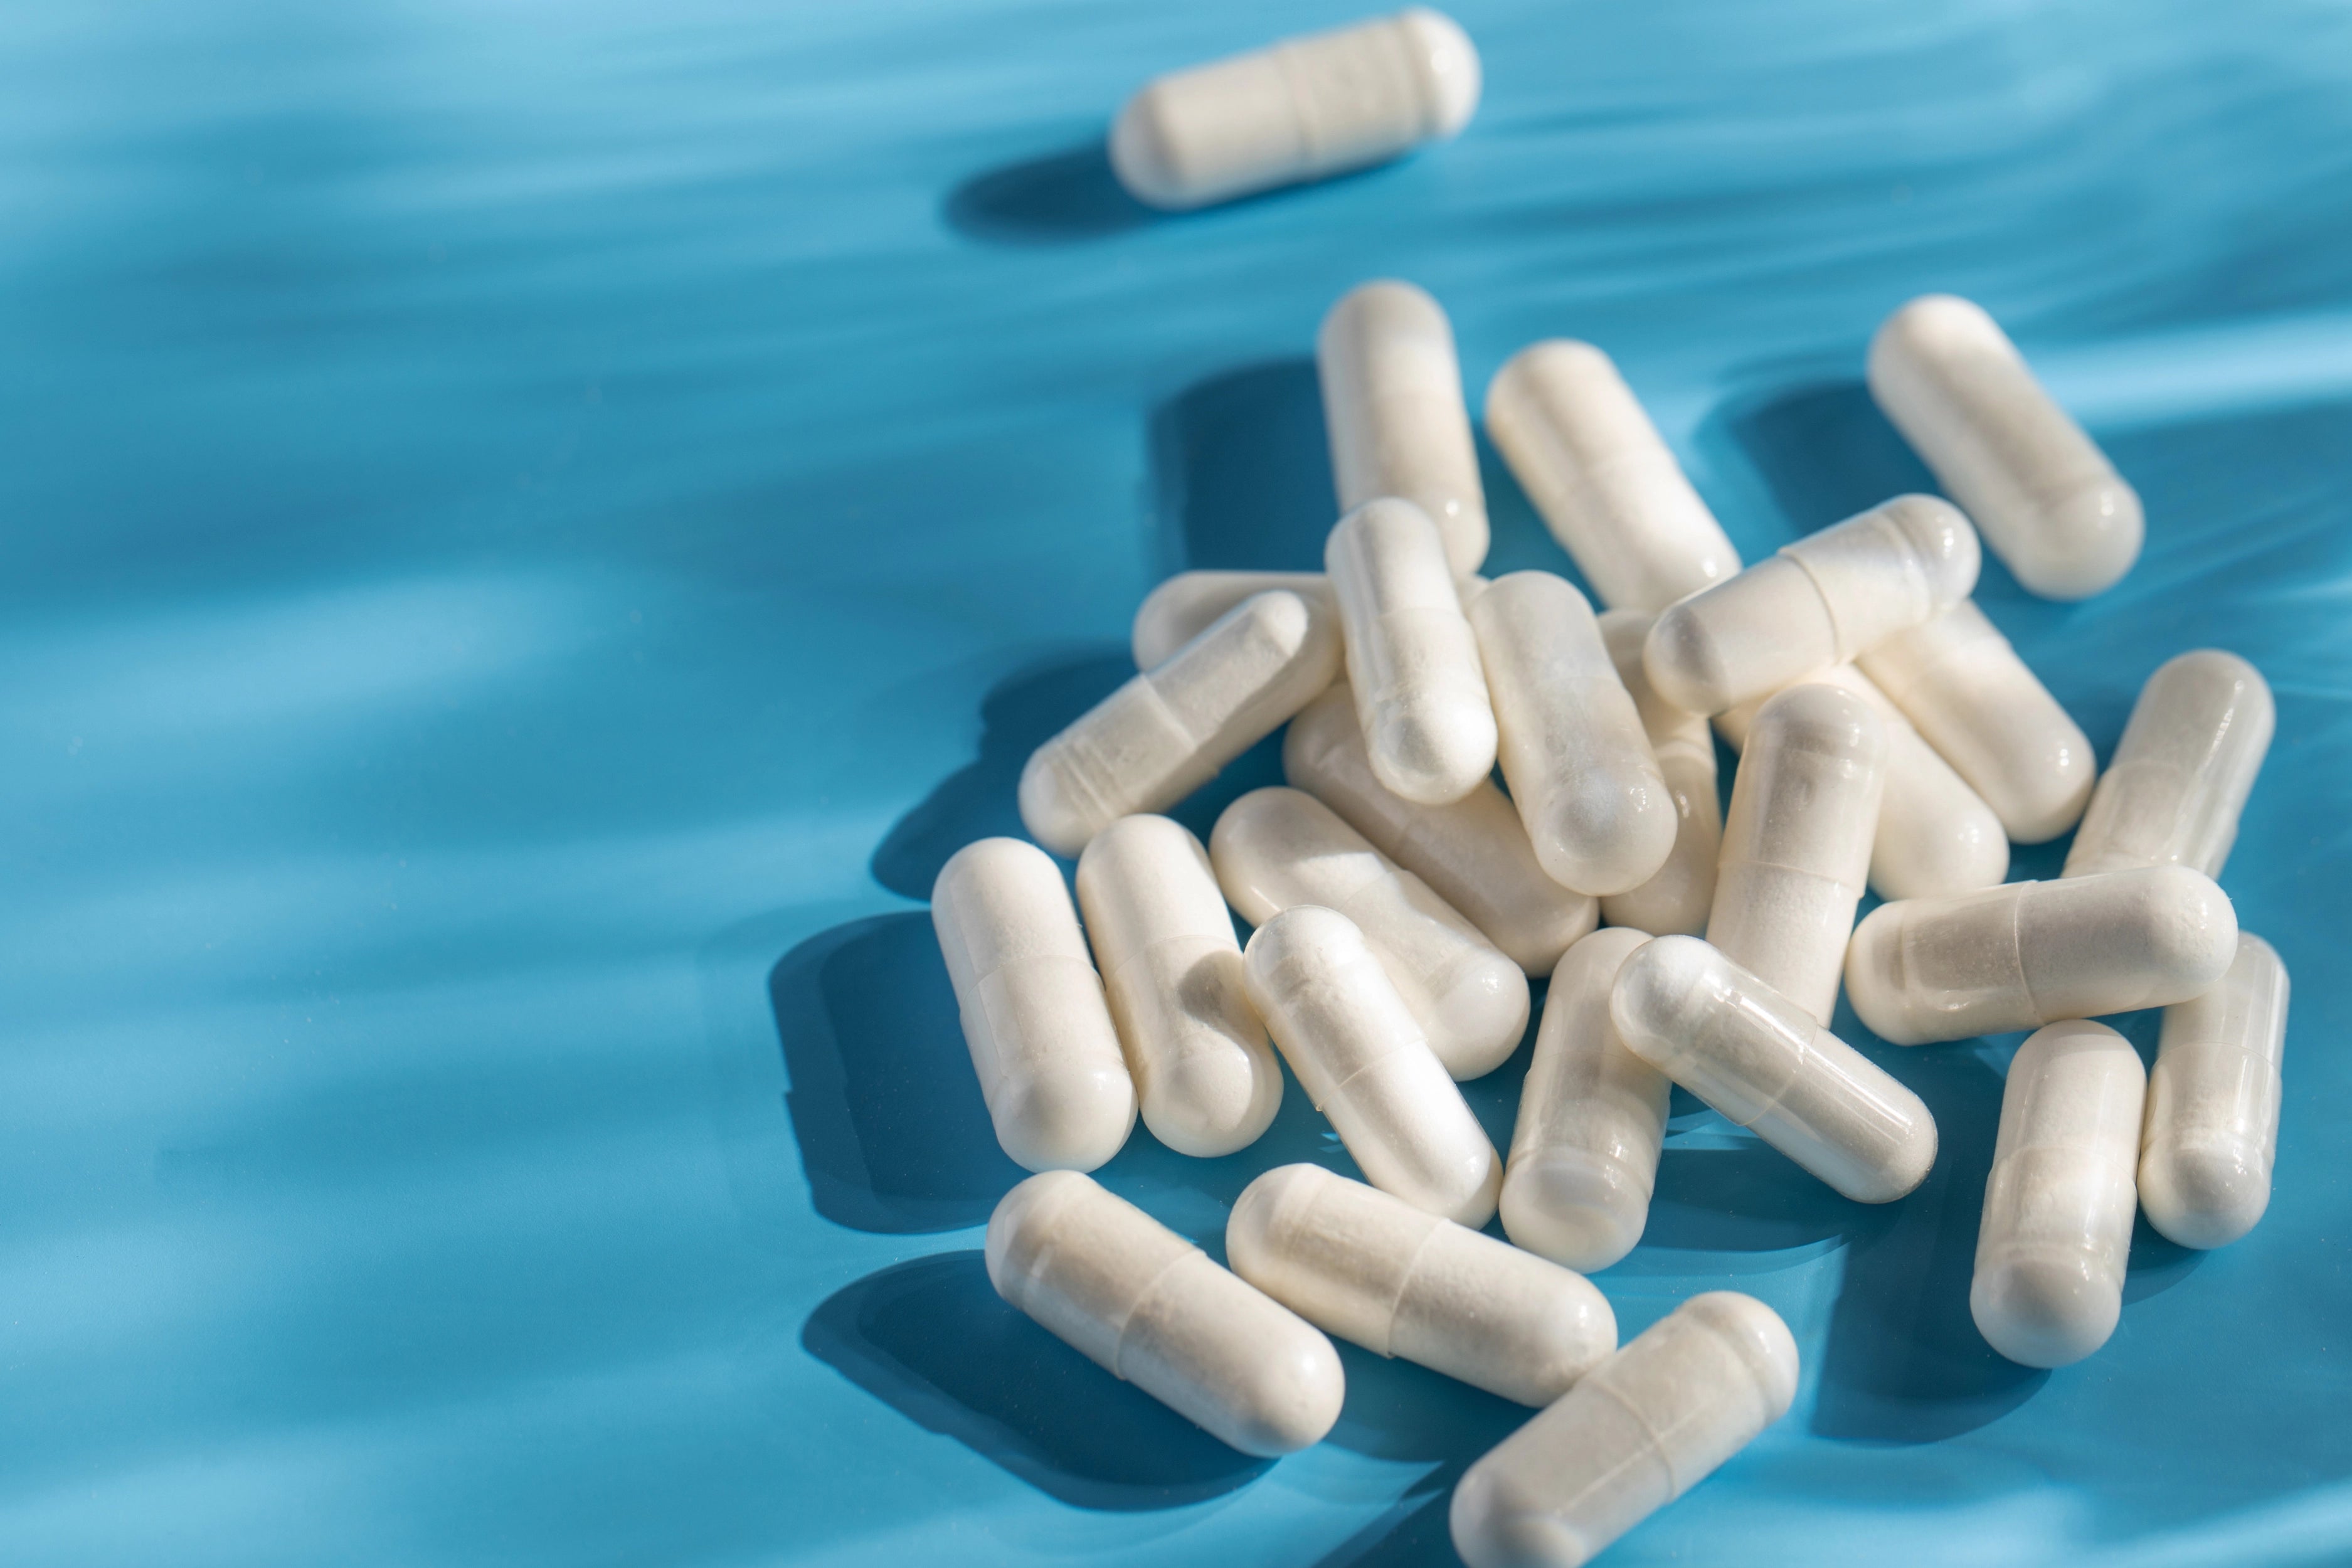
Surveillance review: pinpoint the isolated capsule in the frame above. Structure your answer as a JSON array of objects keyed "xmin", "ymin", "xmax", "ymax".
[
  {"xmin": 1020, "ymin": 588, "xmax": 1342, "ymax": 856},
  {"xmin": 987, "ymin": 1172, "xmax": 1343, "ymax": 1454},
  {"xmin": 1845, "ymin": 866, "xmax": 2239, "ymax": 1046},
  {"xmin": 1242, "ymin": 906, "xmax": 1503, "ymax": 1225},
  {"xmin": 1212, "ymin": 787, "xmax": 1528, "ymax": 1078},
  {"xmin": 932, "ymin": 839, "xmax": 1136, "ymax": 1172},
  {"xmin": 1320, "ymin": 280, "xmax": 1489, "ymax": 573},
  {"xmin": 1074, "ymin": 817, "xmax": 1283, "ymax": 1157},
  {"xmin": 1503, "ymin": 928, "xmax": 1669, "ymax": 1271},
  {"xmin": 1284, "ymin": 683, "xmax": 1597, "ymax": 973},
  {"xmin": 1110, "ymin": 8, "xmax": 1481, "ymax": 212},
  {"xmin": 1643, "ymin": 495, "xmax": 1980, "ymax": 716},
  {"xmin": 1131, "ymin": 570, "xmax": 1331, "ymax": 669},
  {"xmin": 1869, "ymin": 294, "xmax": 2142, "ymax": 601},
  {"xmin": 1971, "ymin": 1020, "xmax": 2144, "ymax": 1367},
  {"xmin": 2064, "ymin": 649, "xmax": 2275, "ymax": 880},
  {"xmin": 1595, "ymin": 610, "xmax": 1721, "ymax": 935},
  {"xmin": 2139, "ymin": 933, "xmax": 2289, "ymax": 1250},
  {"xmin": 1229, "ymin": 1163, "xmax": 1616, "ymax": 1406},
  {"xmin": 1450, "ymin": 1292, "xmax": 1798, "ymax": 1568}
]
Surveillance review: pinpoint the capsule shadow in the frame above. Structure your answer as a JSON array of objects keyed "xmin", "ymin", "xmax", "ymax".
[
  {"xmin": 1642, "ymin": 1142, "xmax": 1882, "ymax": 1253},
  {"xmin": 941, "ymin": 139, "xmax": 1159, "ymax": 245},
  {"xmin": 1312, "ymin": 1342, "xmax": 1526, "ymax": 1566},
  {"xmin": 1148, "ymin": 358, "xmax": 1337, "ymax": 574}
]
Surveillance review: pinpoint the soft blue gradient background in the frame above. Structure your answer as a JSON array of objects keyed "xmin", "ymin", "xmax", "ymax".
[{"xmin": 4, "ymin": 1, "xmax": 2348, "ymax": 1563}]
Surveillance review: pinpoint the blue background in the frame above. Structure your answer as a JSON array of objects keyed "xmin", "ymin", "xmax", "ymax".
[{"xmin": 4, "ymin": 1, "xmax": 2349, "ymax": 1562}]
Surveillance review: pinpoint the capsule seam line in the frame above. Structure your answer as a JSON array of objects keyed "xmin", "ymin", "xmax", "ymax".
[{"xmin": 1110, "ymin": 1246, "xmax": 1207, "ymax": 1382}]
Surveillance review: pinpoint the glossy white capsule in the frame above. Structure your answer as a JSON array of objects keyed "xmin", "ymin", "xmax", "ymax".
[
  {"xmin": 1074, "ymin": 817, "xmax": 1283, "ymax": 1157},
  {"xmin": 1503, "ymin": 928, "xmax": 1669, "ymax": 1271},
  {"xmin": 1613, "ymin": 936, "xmax": 1936, "ymax": 1203},
  {"xmin": 987, "ymin": 1172, "xmax": 1344, "ymax": 1454},
  {"xmin": 1110, "ymin": 8, "xmax": 1481, "ymax": 213},
  {"xmin": 1131, "ymin": 570, "xmax": 1331, "ymax": 670},
  {"xmin": 1326, "ymin": 497, "xmax": 1498, "ymax": 805},
  {"xmin": 1468, "ymin": 573, "xmax": 1675, "ymax": 897},
  {"xmin": 1449, "ymin": 1291, "xmax": 1798, "ymax": 1568},
  {"xmin": 1845, "ymin": 865, "xmax": 2239, "ymax": 1046},
  {"xmin": 1229, "ymin": 1163, "xmax": 1616, "ymax": 1406},
  {"xmin": 1857, "ymin": 599, "xmax": 2095, "ymax": 843},
  {"xmin": 1481, "ymin": 341, "xmax": 1741, "ymax": 612},
  {"xmin": 1320, "ymin": 280, "xmax": 1488, "ymax": 573},
  {"xmin": 1283, "ymin": 683, "xmax": 1597, "ymax": 974},
  {"xmin": 1971, "ymin": 1020, "xmax": 2144, "ymax": 1367},
  {"xmin": 1242, "ymin": 905, "xmax": 1503, "ymax": 1225},
  {"xmin": 932, "ymin": 839, "xmax": 1136, "ymax": 1172},
  {"xmin": 2063, "ymin": 649, "xmax": 2275, "ymax": 880},
  {"xmin": 1643, "ymin": 495, "xmax": 1980, "ymax": 716},
  {"xmin": 1212, "ymin": 787, "xmax": 1529, "ymax": 1079},
  {"xmin": 2139, "ymin": 933, "xmax": 2289, "ymax": 1249},
  {"xmin": 1869, "ymin": 294, "xmax": 2143, "ymax": 601},
  {"xmin": 1707, "ymin": 684, "xmax": 1886, "ymax": 1025},
  {"xmin": 1597, "ymin": 610, "xmax": 1720, "ymax": 935},
  {"xmin": 1021, "ymin": 588, "xmax": 1342, "ymax": 857}
]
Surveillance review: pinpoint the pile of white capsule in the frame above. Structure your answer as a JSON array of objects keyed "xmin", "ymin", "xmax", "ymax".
[{"xmin": 924, "ymin": 11, "xmax": 2289, "ymax": 1566}]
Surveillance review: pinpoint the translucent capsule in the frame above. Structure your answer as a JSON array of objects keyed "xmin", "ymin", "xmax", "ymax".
[
  {"xmin": 1283, "ymin": 683, "xmax": 1597, "ymax": 974},
  {"xmin": 2139, "ymin": 933, "xmax": 2289, "ymax": 1249},
  {"xmin": 987, "ymin": 1171, "xmax": 1344, "ymax": 1454},
  {"xmin": 1844, "ymin": 866, "xmax": 2239, "ymax": 1046},
  {"xmin": 1212, "ymin": 786, "xmax": 1528, "ymax": 1078},
  {"xmin": 1971, "ymin": 1020, "xmax": 2144, "ymax": 1367},
  {"xmin": 2063, "ymin": 649, "xmax": 2275, "ymax": 880},
  {"xmin": 1021, "ymin": 588, "xmax": 1342, "ymax": 857},
  {"xmin": 1320, "ymin": 280, "xmax": 1489, "ymax": 573},
  {"xmin": 1643, "ymin": 495, "xmax": 1980, "ymax": 716},
  {"xmin": 932, "ymin": 839, "xmax": 1136, "ymax": 1172},
  {"xmin": 1613, "ymin": 936, "xmax": 1936, "ymax": 1204},
  {"xmin": 1242, "ymin": 906, "xmax": 1503, "ymax": 1224},
  {"xmin": 1110, "ymin": 8, "xmax": 1481, "ymax": 213},
  {"xmin": 1326, "ymin": 497, "xmax": 1498, "ymax": 805},
  {"xmin": 1503, "ymin": 928, "xmax": 1669, "ymax": 1271},
  {"xmin": 1229, "ymin": 1163, "xmax": 1616, "ymax": 1406},
  {"xmin": 1598, "ymin": 610, "xmax": 1720, "ymax": 935},
  {"xmin": 1468, "ymin": 572, "xmax": 1675, "ymax": 897},
  {"xmin": 1870, "ymin": 294, "xmax": 2142, "ymax": 601},
  {"xmin": 1482, "ymin": 341, "xmax": 1740, "ymax": 612},
  {"xmin": 1707, "ymin": 684, "xmax": 1886, "ymax": 1025},
  {"xmin": 1449, "ymin": 1292, "xmax": 1798, "ymax": 1568},
  {"xmin": 1857, "ymin": 599, "xmax": 2095, "ymax": 843},
  {"xmin": 1132, "ymin": 570, "xmax": 1330, "ymax": 670},
  {"xmin": 1074, "ymin": 817, "xmax": 1283, "ymax": 1157}
]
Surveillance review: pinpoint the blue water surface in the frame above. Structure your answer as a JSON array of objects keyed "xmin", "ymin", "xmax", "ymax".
[{"xmin": 3, "ymin": 1, "xmax": 2349, "ymax": 1563}]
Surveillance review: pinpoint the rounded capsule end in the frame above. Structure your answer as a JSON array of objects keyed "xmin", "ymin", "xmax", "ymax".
[
  {"xmin": 1017, "ymin": 747, "xmax": 1103, "ymax": 861},
  {"xmin": 992, "ymin": 1060, "xmax": 1138, "ymax": 1173},
  {"xmin": 2020, "ymin": 479, "xmax": 2144, "ymax": 600},
  {"xmin": 1751, "ymin": 681, "xmax": 1885, "ymax": 766},
  {"xmin": 1607, "ymin": 933, "xmax": 1722, "ymax": 1064},
  {"xmin": 1369, "ymin": 698, "xmax": 1499, "ymax": 806},
  {"xmin": 1870, "ymin": 293, "xmax": 2004, "ymax": 368},
  {"xmin": 1682, "ymin": 1291, "xmax": 1801, "ymax": 1421},
  {"xmin": 1224, "ymin": 1325, "xmax": 1347, "ymax": 1456},
  {"xmin": 1971, "ymin": 1251, "xmax": 2121, "ymax": 1368},
  {"xmin": 2138, "ymin": 1139, "xmax": 2271, "ymax": 1251},
  {"xmin": 1106, "ymin": 87, "xmax": 1194, "ymax": 211},
  {"xmin": 983, "ymin": 1170, "xmax": 1093, "ymax": 1302},
  {"xmin": 1225, "ymin": 1162, "xmax": 1322, "ymax": 1281},
  {"xmin": 1841, "ymin": 901, "xmax": 1924, "ymax": 1046},
  {"xmin": 1641, "ymin": 599, "xmax": 1735, "ymax": 716},
  {"xmin": 1500, "ymin": 1147, "xmax": 1651, "ymax": 1273},
  {"xmin": 1426, "ymin": 950, "xmax": 1533, "ymax": 1079},
  {"xmin": 2137, "ymin": 866, "xmax": 2241, "ymax": 999},
  {"xmin": 1397, "ymin": 8, "xmax": 1483, "ymax": 137},
  {"xmin": 1534, "ymin": 765, "xmax": 1680, "ymax": 898},
  {"xmin": 1144, "ymin": 1032, "xmax": 1281, "ymax": 1158},
  {"xmin": 1880, "ymin": 494, "xmax": 1982, "ymax": 610},
  {"xmin": 1451, "ymin": 1465, "xmax": 1597, "ymax": 1568}
]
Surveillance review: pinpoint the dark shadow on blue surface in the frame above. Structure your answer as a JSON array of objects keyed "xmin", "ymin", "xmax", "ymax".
[
  {"xmin": 1314, "ymin": 1343, "xmax": 1527, "ymax": 1565},
  {"xmin": 1644, "ymin": 1144, "xmax": 1878, "ymax": 1252},
  {"xmin": 1148, "ymin": 358, "xmax": 1337, "ymax": 573},
  {"xmin": 2124, "ymin": 1214, "xmax": 2206, "ymax": 1303},
  {"xmin": 770, "ymin": 913, "xmax": 1022, "ymax": 1233},
  {"xmin": 803, "ymin": 1251, "xmax": 1270, "ymax": 1508},
  {"xmin": 942, "ymin": 141, "xmax": 1159, "ymax": 245},
  {"xmin": 1703, "ymin": 376, "xmax": 1939, "ymax": 536}
]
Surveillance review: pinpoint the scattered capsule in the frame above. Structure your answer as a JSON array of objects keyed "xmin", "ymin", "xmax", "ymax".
[
  {"xmin": 1869, "ymin": 294, "xmax": 2142, "ymax": 601},
  {"xmin": 1132, "ymin": 570, "xmax": 1331, "ymax": 669},
  {"xmin": 1971, "ymin": 1020, "xmax": 2145, "ymax": 1367},
  {"xmin": 1229, "ymin": 1163, "xmax": 1616, "ymax": 1406},
  {"xmin": 2139, "ymin": 933, "xmax": 2289, "ymax": 1249},
  {"xmin": 1020, "ymin": 588, "xmax": 1342, "ymax": 857},
  {"xmin": 1596, "ymin": 611, "xmax": 1721, "ymax": 936},
  {"xmin": 1845, "ymin": 865, "xmax": 2239, "ymax": 1046},
  {"xmin": 932, "ymin": 839, "xmax": 1136, "ymax": 1172},
  {"xmin": 1243, "ymin": 906, "xmax": 1504, "ymax": 1224},
  {"xmin": 2063, "ymin": 649, "xmax": 2275, "ymax": 880},
  {"xmin": 1320, "ymin": 280, "xmax": 1488, "ymax": 573}
]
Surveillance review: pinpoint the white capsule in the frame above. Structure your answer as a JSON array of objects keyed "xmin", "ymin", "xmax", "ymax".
[
  {"xmin": 1212, "ymin": 787, "xmax": 1529, "ymax": 1079},
  {"xmin": 1971, "ymin": 1020, "xmax": 2144, "ymax": 1367},
  {"xmin": 987, "ymin": 1171, "xmax": 1344, "ymax": 1454},
  {"xmin": 1020, "ymin": 588, "xmax": 1343, "ymax": 857},
  {"xmin": 1845, "ymin": 865, "xmax": 2239, "ymax": 1046},
  {"xmin": 1074, "ymin": 817, "xmax": 1283, "ymax": 1157},
  {"xmin": 1449, "ymin": 1291, "xmax": 1798, "ymax": 1568},
  {"xmin": 2139, "ymin": 933, "xmax": 2289, "ymax": 1250},
  {"xmin": 1242, "ymin": 905, "xmax": 1504, "ymax": 1224},
  {"xmin": 1229, "ymin": 1163, "xmax": 1616, "ymax": 1406},
  {"xmin": 1597, "ymin": 610, "xmax": 1720, "ymax": 935},
  {"xmin": 1613, "ymin": 936, "xmax": 1936, "ymax": 1203},
  {"xmin": 1643, "ymin": 495, "xmax": 1980, "ymax": 716},
  {"xmin": 1869, "ymin": 295, "xmax": 2142, "ymax": 601},
  {"xmin": 1132, "ymin": 570, "xmax": 1332, "ymax": 670},
  {"xmin": 1857, "ymin": 599, "xmax": 2095, "ymax": 843},
  {"xmin": 1706, "ymin": 683, "xmax": 1886, "ymax": 1025},
  {"xmin": 1109, "ymin": 8, "xmax": 1480, "ymax": 213},
  {"xmin": 1283, "ymin": 683, "xmax": 1597, "ymax": 974},
  {"xmin": 931, "ymin": 839, "xmax": 1136, "ymax": 1172},
  {"xmin": 1503, "ymin": 928, "xmax": 1669, "ymax": 1271},
  {"xmin": 1320, "ymin": 280, "xmax": 1489, "ymax": 573},
  {"xmin": 1325, "ymin": 498, "xmax": 1498, "ymax": 805},
  {"xmin": 2063, "ymin": 649, "xmax": 2275, "ymax": 880}
]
